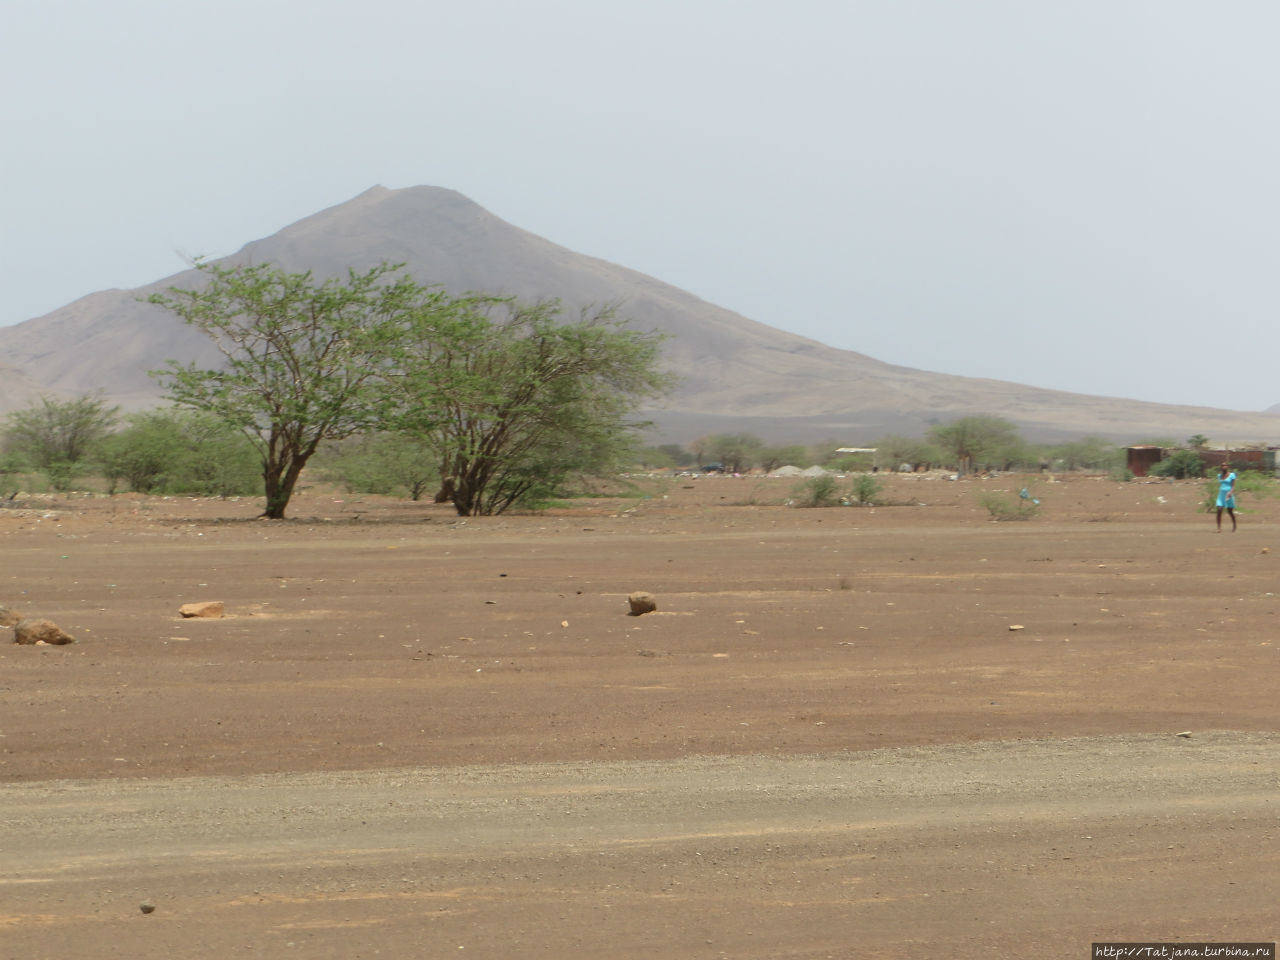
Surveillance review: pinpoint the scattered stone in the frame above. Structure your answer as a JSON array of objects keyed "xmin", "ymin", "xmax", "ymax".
[
  {"xmin": 179, "ymin": 601, "xmax": 224, "ymax": 619},
  {"xmin": 140, "ymin": 901, "xmax": 156, "ymax": 914},
  {"xmin": 1008, "ymin": 624, "xmax": 1025, "ymax": 632},
  {"xmin": 628, "ymin": 592, "xmax": 657, "ymax": 616},
  {"xmin": 14, "ymin": 618, "xmax": 75, "ymax": 645},
  {"xmin": 0, "ymin": 604, "xmax": 22, "ymax": 627},
  {"xmin": 1176, "ymin": 731, "xmax": 1193, "ymax": 738}
]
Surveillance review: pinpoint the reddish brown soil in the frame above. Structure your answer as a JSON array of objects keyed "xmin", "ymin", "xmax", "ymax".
[{"xmin": 3, "ymin": 474, "xmax": 1278, "ymax": 958}]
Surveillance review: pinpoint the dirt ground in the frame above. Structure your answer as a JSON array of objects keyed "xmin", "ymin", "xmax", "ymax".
[{"xmin": 2, "ymin": 473, "xmax": 1278, "ymax": 958}]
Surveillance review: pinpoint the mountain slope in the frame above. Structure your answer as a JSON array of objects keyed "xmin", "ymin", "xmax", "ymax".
[{"xmin": 2, "ymin": 185, "xmax": 1278, "ymax": 445}]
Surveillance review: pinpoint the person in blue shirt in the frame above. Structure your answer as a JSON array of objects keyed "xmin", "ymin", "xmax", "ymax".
[{"xmin": 1215, "ymin": 462, "xmax": 1237, "ymax": 532}]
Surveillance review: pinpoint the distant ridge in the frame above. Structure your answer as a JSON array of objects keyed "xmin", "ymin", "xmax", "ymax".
[{"xmin": 2, "ymin": 185, "xmax": 1279, "ymax": 445}]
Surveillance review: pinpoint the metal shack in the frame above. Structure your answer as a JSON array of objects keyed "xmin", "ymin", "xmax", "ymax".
[{"xmin": 1125, "ymin": 445, "xmax": 1164, "ymax": 478}]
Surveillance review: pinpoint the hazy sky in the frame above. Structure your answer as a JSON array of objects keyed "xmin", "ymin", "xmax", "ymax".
[{"xmin": 5, "ymin": 1, "xmax": 1279, "ymax": 411}]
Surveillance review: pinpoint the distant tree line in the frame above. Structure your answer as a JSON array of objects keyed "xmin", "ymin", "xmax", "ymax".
[
  {"xmin": 9, "ymin": 387, "xmax": 1229, "ymax": 512},
  {"xmin": 629, "ymin": 416, "xmax": 1124, "ymax": 477}
]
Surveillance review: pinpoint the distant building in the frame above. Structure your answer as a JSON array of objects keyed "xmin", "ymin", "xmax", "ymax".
[
  {"xmin": 1198, "ymin": 449, "xmax": 1273, "ymax": 471},
  {"xmin": 1125, "ymin": 446, "xmax": 1163, "ymax": 478}
]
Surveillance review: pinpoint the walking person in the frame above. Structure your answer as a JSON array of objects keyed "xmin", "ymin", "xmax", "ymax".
[{"xmin": 1215, "ymin": 462, "xmax": 1237, "ymax": 532}]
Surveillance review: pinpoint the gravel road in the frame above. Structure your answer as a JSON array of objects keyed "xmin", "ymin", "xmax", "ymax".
[{"xmin": 5, "ymin": 731, "xmax": 1277, "ymax": 959}]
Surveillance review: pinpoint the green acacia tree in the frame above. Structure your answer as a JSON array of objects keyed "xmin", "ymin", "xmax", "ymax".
[
  {"xmin": 150, "ymin": 261, "xmax": 443, "ymax": 518},
  {"xmin": 872, "ymin": 434, "xmax": 942, "ymax": 472},
  {"xmin": 929, "ymin": 415, "xmax": 1023, "ymax": 473},
  {"xmin": 759, "ymin": 444, "xmax": 807, "ymax": 473},
  {"xmin": 391, "ymin": 299, "xmax": 671, "ymax": 516},
  {"xmin": 706, "ymin": 433, "xmax": 765, "ymax": 474}
]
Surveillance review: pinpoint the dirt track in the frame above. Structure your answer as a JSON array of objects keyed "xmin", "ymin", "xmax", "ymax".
[{"xmin": 2, "ymin": 474, "xmax": 1278, "ymax": 957}]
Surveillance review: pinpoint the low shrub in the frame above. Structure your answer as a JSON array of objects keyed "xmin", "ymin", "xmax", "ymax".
[
  {"xmin": 1149, "ymin": 450, "xmax": 1204, "ymax": 479},
  {"xmin": 976, "ymin": 490, "xmax": 1040, "ymax": 521},
  {"xmin": 792, "ymin": 474, "xmax": 840, "ymax": 507},
  {"xmin": 849, "ymin": 473, "xmax": 884, "ymax": 506},
  {"xmin": 316, "ymin": 432, "xmax": 438, "ymax": 501}
]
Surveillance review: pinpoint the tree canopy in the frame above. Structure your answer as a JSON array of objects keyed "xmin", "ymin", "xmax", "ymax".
[
  {"xmin": 928, "ymin": 415, "xmax": 1024, "ymax": 473},
  {"xmin": 872, "ymin": 434, "xmax": 942, "ymax": 472},
  {"xmin": 150, "ymin": 261, "xmax": 447, "ymax": 518},
  {"xmin": 390, "ymin": 299, "xmax": 670, "ymax": 515},
  {"xmin": 698, "ymin": 433, "xmax": 764, "ymax": 474}
]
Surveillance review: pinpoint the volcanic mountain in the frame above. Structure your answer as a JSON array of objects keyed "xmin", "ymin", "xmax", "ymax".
[{"xmin": 2, "ymin": 185, "xmax": 1278, "ymax": 445}]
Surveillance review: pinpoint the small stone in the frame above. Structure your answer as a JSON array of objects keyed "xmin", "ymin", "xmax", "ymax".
[
  {"xmin": 179, "ymin": 601, "xmax": 224, "ymax": 619},
  {"xmin": 1008, "ymin": 624, "xmax": 1024, "ymax": 632},
  {"xmin": 1175, "ymin": 731, "xmax": 1193, "ymax": 738},
  {"xmin": 14, "ymin": 618, "xmax": 75, "ymax": 645},
  {"xmin": 0, "ymin": 605, "xmax": 22, "ymax": 627},
  {"xmin": 140, "ymin": 901, "xmax": 156, "ymax": 914},
  {"xmin": 628, "ymin": 592, "xmax": 657, "ymax": 616}
]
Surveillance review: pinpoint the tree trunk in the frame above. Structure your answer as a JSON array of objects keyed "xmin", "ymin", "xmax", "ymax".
[
  {"xmin": 261, "ymin": 457, "xmax": 306, "ymax": 519},
  {"xmin": 452, "ymin": 484, "xmax": 477, "ymax": 516}
]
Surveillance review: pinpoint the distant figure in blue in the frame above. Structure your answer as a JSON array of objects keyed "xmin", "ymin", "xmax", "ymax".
[{"xmin": 1215, "ymin": 462, "xmax": 1237, "ymax": 532}]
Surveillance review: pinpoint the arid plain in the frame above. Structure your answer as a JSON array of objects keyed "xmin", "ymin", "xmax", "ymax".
[{"xmin": 3, "ymin": 473, "xmax": 1278, "ymax": 959}]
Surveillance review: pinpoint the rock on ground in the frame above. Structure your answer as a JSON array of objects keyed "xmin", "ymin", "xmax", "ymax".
[
  {"xmin": 13, "ymin": 618, "xmax": 75, "ymax": 645},
  {"xmin": 628, "ymin": 592, "xmax": 657, "ymax": 616},
  {"xmin": 179, "ymin": 601, "xmax": 225, "ymax": 619}
]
